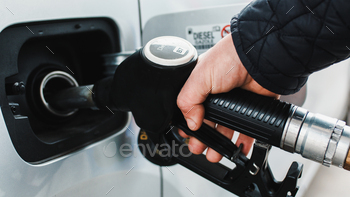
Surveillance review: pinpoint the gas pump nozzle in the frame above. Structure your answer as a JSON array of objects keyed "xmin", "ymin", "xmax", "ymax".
[{"xmin": 47, "ymin": 36, "xmax": 350, "ymax": 196}]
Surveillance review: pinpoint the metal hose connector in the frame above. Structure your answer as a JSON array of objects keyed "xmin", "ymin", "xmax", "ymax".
[{"xmin": 281, "ymin": 106, "xmax": 350, "ymax": 169}]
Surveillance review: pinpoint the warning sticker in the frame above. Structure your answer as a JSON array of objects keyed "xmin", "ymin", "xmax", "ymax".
[
  {"xmin": 221, "ymin": 25, "xmax": 231, "ymax": 38},
  {"xmin": 186, "ymin": 24, "xmax": 229, "ymax": 53}
]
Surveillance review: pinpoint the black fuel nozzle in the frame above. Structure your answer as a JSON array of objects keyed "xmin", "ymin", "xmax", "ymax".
[
  {"xmin": 110, "ymin": 37, "xmax": 198, "ymax": 132},
  {"xmin": 46, "ymin": 36, "xmax": 350, "ymax": 197},
  {"xmin": 46, "ymin": 36, "xmax": 304, "ymax": 197},
  {"xmin": 47, "ymin": 36, "xmax": 350, "ymax": 171},
  {"xmin": 48, "ymin": 36, "xmax": 198, "ymax": 133}
]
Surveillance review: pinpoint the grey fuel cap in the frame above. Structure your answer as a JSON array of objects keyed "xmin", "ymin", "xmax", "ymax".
[{"xmin": 143, "ymin": 36, "xmax": 197, "ymax": 66}]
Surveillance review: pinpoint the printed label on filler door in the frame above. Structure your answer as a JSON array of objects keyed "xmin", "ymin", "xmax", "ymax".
[{"xmin": 186, "ymin": 24, "xmax": 230, "ymax": 53}]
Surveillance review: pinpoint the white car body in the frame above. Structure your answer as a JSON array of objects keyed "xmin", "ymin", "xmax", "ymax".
[{"xmin": 0, "ymin": 0, "xmax": 349, "ymax": 196}]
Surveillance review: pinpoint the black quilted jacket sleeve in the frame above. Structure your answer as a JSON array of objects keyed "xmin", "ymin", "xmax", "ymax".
[{"xmin": 231, "ymin": 0, "xmax": 350, "ymax": 95}]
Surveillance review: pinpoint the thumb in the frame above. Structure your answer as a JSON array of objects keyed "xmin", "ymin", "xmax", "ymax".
[
  {"xmin": 177, "ymin": 68, "xmax": 212, "ymax": 131},
  {"xmin": 177, "ymin": 101, "xmax": 205, "ymax": 131}
]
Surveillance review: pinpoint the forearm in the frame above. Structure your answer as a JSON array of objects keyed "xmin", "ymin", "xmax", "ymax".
[{"xmin": 231, "ymin": 0, "xmax": 350, "ymax": 95}]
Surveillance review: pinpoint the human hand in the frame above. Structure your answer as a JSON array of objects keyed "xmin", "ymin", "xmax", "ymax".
[{"xmin": 177, "ymin": 34, "xmax": 279, "ymax": 163}]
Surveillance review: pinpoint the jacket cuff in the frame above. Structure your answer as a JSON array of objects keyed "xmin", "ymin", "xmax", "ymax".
[{"xmin": 230, "ymin": 16, "xmax": 305, "ymax": 95}]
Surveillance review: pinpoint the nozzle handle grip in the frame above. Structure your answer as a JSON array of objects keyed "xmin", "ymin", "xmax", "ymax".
[{"xmin": 203, "ymin": 88, "xmax": 293, "ymax": 147}]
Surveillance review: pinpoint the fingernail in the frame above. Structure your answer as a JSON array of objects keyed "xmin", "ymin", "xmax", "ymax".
[{"xmin": 186, "ymin": 119, "xmax": 197, "ymax": 130}]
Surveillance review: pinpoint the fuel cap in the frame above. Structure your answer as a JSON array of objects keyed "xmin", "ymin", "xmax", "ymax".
[{"xmin": 142, "ymin": 36, "xmax": 197, "ymax": 67}]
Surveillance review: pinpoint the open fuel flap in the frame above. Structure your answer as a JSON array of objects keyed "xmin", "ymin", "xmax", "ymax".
[{"xmin": 0, "ymin": 18, "xmax": 128, "ymax": 163}]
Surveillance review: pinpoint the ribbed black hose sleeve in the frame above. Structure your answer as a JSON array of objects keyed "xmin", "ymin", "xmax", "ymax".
[{"xmin": 203, "ymin": 88, "xmax": 293, "ymax": 147}]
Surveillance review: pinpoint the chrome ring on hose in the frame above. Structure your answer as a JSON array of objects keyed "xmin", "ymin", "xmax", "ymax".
[{"xmin": 40, "ymin": 71, "xmax": 79, "ymax": 117}]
